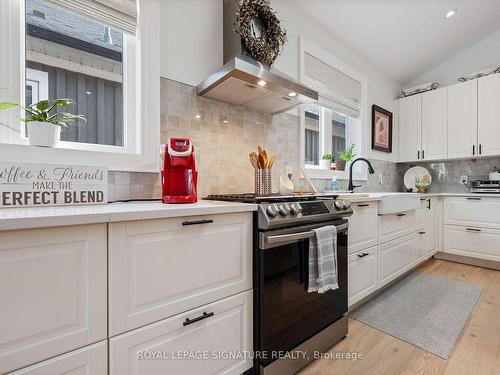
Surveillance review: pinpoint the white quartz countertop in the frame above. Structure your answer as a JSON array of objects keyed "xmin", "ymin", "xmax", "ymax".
[
  {"xmin": 0, "ymin": 200, "xmax": 257, "ymax": 231},
  {"xmin": 336, "ymin": 191, "xmax": 500, "ymax": 202}
]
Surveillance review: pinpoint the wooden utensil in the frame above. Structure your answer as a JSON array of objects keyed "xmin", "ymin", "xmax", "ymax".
[
  {"xmin": 249, "ymin": 153, "xmax": 259, "ymax": 169},
  {"xmin": 268, "ymin": 154, "xmax": 276, "ymax": 168},
  {"xmin": 258, "ymin": 153, "xmax": 266, "ymax": 169}
]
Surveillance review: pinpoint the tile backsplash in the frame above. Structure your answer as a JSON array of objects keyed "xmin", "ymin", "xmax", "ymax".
[{"xmin": 398, "ymin": 157, "xmax": 500, "ymax": 193}]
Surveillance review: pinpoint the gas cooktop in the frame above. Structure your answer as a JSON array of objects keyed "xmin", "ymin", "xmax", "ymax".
[
  {"xmin": 204, "ymin": 193, "xmax": 337, "ymax": 203},
  {"xmin": 205, "ymin": 193, "xmax": 351, "ymax": 230}
]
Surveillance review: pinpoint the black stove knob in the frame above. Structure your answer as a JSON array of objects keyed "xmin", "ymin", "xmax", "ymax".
[
  {"xmin": 290, "ymin": 203, "xmax": 302, "ymax": 215},
  {"xmin": 266, "ymin": 204, "xmax": 279, "ymax": 217},
  {"xmin": 279, "ymin": 203, "xmax": 291, "ymax": 216},
  {"xmin": 344, "ymin": 200, "xmax": 351, "ymax": 209}
]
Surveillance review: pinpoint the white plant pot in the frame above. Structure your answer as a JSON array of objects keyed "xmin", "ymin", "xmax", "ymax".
[
  {"xmin": 26, "ymin": 121, "xmax": 61, "ymax": 147},
  {"xmin": 319, "ymin": 159, "xmax": 331, "ymax": 170}
]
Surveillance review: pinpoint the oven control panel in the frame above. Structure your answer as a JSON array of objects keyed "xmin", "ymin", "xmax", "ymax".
[{"xmin": 259, "ymin": 199, "xmax": 352, "ymax": 229}]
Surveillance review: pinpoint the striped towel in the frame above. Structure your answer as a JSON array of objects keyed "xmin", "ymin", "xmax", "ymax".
[{"xmin": 308, "ymin": 225, "xmax": 339, "ymax": 293}]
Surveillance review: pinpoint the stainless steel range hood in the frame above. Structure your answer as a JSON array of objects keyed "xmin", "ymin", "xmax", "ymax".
[{"xmin": 196, "ymin": 0, "xmax": 318, "ymax": 114}]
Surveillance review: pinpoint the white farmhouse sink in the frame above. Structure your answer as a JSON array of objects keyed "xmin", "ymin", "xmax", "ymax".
[{"xmin": 376, "ymin": 193, "xmax": 420, "ymax": 215}]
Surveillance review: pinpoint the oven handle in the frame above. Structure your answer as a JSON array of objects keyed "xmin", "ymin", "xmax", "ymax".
[{"xmin": 266, "ymin": 223, "xmax": 349, "ymax": 245}]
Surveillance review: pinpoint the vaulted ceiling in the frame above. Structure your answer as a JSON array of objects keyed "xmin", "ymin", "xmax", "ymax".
[{"xmin": 287, "ymin": 0, "xmax": 500, "ymax": 85}]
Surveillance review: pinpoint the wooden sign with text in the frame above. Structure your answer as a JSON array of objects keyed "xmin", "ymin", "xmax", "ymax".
[{"xmin": 0, "ymin": 162, "xmax": 107, "ymax": 208}]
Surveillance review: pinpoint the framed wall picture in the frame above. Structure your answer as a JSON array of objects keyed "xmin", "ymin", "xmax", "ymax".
[{"xmin": 371, "ymin": 105, "xmax": 393, "ymax": 153}]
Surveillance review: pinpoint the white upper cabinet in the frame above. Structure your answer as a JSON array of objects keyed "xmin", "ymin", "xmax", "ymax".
[
  {"xmin": 421, "ymin": 87, "xmax": 448, "ymax": 160},
  {"xmin": 447, "ymin": 80, "xmax": 478, "ymax": 159},
  {"xmin": 478, "ymin": 74, "xmax": 500, "ymax": 156},
  {"xmin": 398, "ymin": 94, "xmax": 422, "ymax": 162}
]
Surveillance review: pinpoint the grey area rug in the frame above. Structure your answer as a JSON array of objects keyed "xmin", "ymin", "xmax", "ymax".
[{"xmin": 349, "ymin": 271, "xmax": 483, "ymax": 359}]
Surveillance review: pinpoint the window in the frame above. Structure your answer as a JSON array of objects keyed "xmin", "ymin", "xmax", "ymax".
[
  {"xmin": 25, "ymin": 0, "xmax": 125, "ymax": 146},
  {"xmin": 299, "ymin": 37, "xmax": 367, "ymax": 180},
  {"xmin": 0, "ymin": 0, "xmax": 160, "ymax": 172}
]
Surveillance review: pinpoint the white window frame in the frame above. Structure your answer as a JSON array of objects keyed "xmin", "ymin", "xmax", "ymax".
[
  {"xmin": 298, "ymin": 36, "xmax": 368, "ymax": 180},
  {"xmin": 0, "ymin": 0, "xmax": 160, "ymax": 172}
]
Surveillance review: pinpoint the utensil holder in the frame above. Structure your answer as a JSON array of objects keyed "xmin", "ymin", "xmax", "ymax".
[{"xmin": 255, "ymin": 169, "xmax": 272, "ymax": 196}]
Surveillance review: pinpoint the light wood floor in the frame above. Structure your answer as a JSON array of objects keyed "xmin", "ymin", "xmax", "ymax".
[{"xmin": 299, "ymin": 259, "xmax": 500, "ymax": 375}]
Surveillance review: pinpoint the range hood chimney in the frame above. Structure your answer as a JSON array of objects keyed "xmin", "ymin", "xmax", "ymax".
[{"xmin": 196, "ymin": 0, "xmax": 318, "ymax": 114}]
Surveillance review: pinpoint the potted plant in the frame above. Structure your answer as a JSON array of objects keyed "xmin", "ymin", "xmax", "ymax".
[
  {"xmin": 0, "ymin": 99, "xmax": 85, "ymax": 147},
  {"xmin": 336, "ymin": 144, "xmax": 356, "ymax": 171},
  {"xmin": 320, "ymin": 153, "xmax": 333, "ymax": 169}
]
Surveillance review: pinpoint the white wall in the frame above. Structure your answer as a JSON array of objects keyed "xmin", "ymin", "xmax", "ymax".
[
  {"xmin": 406, "ymin": 29, "xmax": 500, "ymax": 88},
  {"xmin": 270, "ymin": 0, "xmax": 401, "ymax": 162},
  {"xmin": 159, "ymin": 0, "xmax": 222, "ymax": 86},
  {"xmin": 159, "ymin": 0, "xmax": 402, "ymax": 162}
]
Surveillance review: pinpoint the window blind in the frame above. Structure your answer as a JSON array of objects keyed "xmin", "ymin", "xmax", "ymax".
[
  {"xmin": 44, "ymin": 0, "xmax": 138, "ymax": 34},
  {"xmin": 304, "ymin": 52, "xmax": 361, "ymax": 118}
]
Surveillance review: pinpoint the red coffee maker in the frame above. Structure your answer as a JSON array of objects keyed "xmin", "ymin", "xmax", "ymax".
[{"xmin": 161, "ymin": 138, "xmax": 198, "ymax": 203}]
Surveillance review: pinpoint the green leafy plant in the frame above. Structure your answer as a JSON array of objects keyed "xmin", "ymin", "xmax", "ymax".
[
  {"xmin": 321, "ymin": 153, "xmax": 334, "ymax": 161},
  {"xmin": 338, "ymin": 144, "xmax": 356, "ymax": 161},
  {"xmin": 0, "ymin": 99, "xmax": 85, "ymax": 127}
]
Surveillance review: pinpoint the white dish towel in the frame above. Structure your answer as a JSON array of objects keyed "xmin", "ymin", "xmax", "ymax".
[{"xmin": 308, "ymin": 225, "xmax": 339, "ymax": 293}]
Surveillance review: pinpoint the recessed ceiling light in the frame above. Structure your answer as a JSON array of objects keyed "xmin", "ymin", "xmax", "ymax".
[
  {"xmin": 257, "ymin": 80, "xmax": 267, "ymax": 87},
  {"xmin": 195, "ymin": 114, "xmax": 201, "ymax": 119},
  {"xmin": 288, "ymin": 92, "xmax": 297, "ymax": 97},
  {"xmin": 445, "ymin": 8, "xmax": 457, "ymax": 18}
]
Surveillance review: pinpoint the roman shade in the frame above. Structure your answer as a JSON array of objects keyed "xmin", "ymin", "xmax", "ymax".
[
  {"xmin": 304, "ymin": 52, "xmax": 361, "ymax": 118},
  {"xmin": 44, "ymin": 0, "xmax": 138, "ymax": 34}
]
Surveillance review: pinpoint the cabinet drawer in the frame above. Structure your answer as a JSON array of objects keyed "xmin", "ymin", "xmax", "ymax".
[
  {"xmin": 378, "ymin": 210, "xmax": 416, "ymax": 244},
  {"xmin": 7, "ymin": 341, "xmax": 107, "ymax": 375},
  {"xmin": 348, "ymin": 246, "xmax": 378, "ymax": 306},
  {"xmin": 443, "ymin": 225, "xmax": 500, "ymax": 262},
  {"xmin": 110, "ymin": 291, "xmax": 252, "ymax": 375},
  {"xmin": 444, "ymin": 197, "xmax": 500, "ymax": 229},
  {"xmin": 0, "ymin": 225, "xmax": 107, "ymax": 374},
  {"xmin": 109, "ymin": 212, "xmax": 252, "ymax": 336},
  {"xmin": 378, "ymin": 233, "xmax": 414, "ymax": 287},
  {"xmin": 348, "ymin": 202, "xmax": 378, "ymax": 254}
]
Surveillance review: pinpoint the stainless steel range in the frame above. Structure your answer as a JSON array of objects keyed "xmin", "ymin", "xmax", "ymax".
[{"xmin": 205, "ymin": 194, "xmax": 352, "ymax": 375}]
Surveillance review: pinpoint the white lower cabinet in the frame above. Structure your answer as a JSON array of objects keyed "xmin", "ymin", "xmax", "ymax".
[
  {"xmin": 348, "ymin": 246, "xmax": 378, "ymax": 306},
  {"xmin": 109, "ymin": 212, "xmax": 252, "ymax": 336},
  {"xmin": 7, "ymin": 341, "xmax": 107, "ymax": 375},
  {"xmin": 348, "ymin": 202, "xmax": 378, "ymax": 254},
  {"xmin": 444, "ymin": 196, "xmax": 500, "ymax": 230},
  {"xmin": 0, "ymin": 224, "xmax": 107, "ymax": 374},
  {"xmin": 378, "ymin": 210, "xmax": 416, "ymax": 244},
  {"xmin": 443, "ymin": 225, "xmax": 500, "ymax": 262},
  {"xmin": 378, "ymin": 233, "xmax": 415, "ymax": 288},
  {"xmin": 110, "ymin": 291, "xmax": 253, "ymax": 375}
]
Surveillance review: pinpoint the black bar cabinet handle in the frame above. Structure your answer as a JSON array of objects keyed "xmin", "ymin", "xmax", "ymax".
[
  {"xmin": 427, "ymin": 199, "xmax": 431, "ymax": 210},
  {"xmin": 479, "ymin": 144, "xmax": 482, "ymax": 155},
  {"xmin": 418, "ymin": 231, "xmax": 426, "ymax": 235},
  {"xmin": 357, "ymin": 204, "xmax": 370, "ymax": 207},
  {"xmin": 473, "ymin": 145, "xmax": 475, "ymax": 155},
  {"xmin": 183, "ymin": 311, "xmax": 214, "ymax": 326},
  {"xmin": 357, "ymin": 252, "xmax": 369, "ymax": 258},
  {"xmin": 397, "ymin": 213, "xmax": 407, "ymax": 217},
  {"xmin": 466, "ymin": 197, "xmax": 481, "ymax": 201},
  {"xmin": 417, "ymin": 150, "xmax": 420, "ymax": 160},
  {"xmin": 422, "ymin": 150, "xmax": 425, "ymax": 159},
  {"xmin": 182, "ymin": 219, "xmax": 214, "ymax": 226},
  {"xmin": 466, "ymin": 228, "xmax": 481, "ymax": 232}
]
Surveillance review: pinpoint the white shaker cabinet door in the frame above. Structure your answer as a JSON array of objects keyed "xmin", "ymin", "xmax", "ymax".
[
  {"xmin": 110, "ymin": 291, "xmax": 253, "ymax": 375},
  {"xmin": 348, "ymin": 202, "xmax": 378, "ymax": 254},
  {"xmin": 109, "ymin": 212, "xmax": 252, "ymax": 336},
  {"xmin": 447, "ymin": 80, "xmax": 478, "ymax": 159},
  {"xmin": 7, "ymin": 341, "xmax": 107, "ymax": 375},
  {"xmin": 0, "ymin": 224, "xmax": 107, "ymax": 374},
  {"xmin": 478, "ymin": 74, "xmax": 500, "ymax": 156},
  {"xmin": 421, "ymin": 87, "xmax": 448, "ymax": 161},
  {"xmin": 398, "ymin": 95, "xmax": 422, "ymax": 162}
]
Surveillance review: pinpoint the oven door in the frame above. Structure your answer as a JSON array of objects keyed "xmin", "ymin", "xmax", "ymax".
[{"xmin": 256, "ymin": 220, "xmax": 348, "ymax": 367}]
